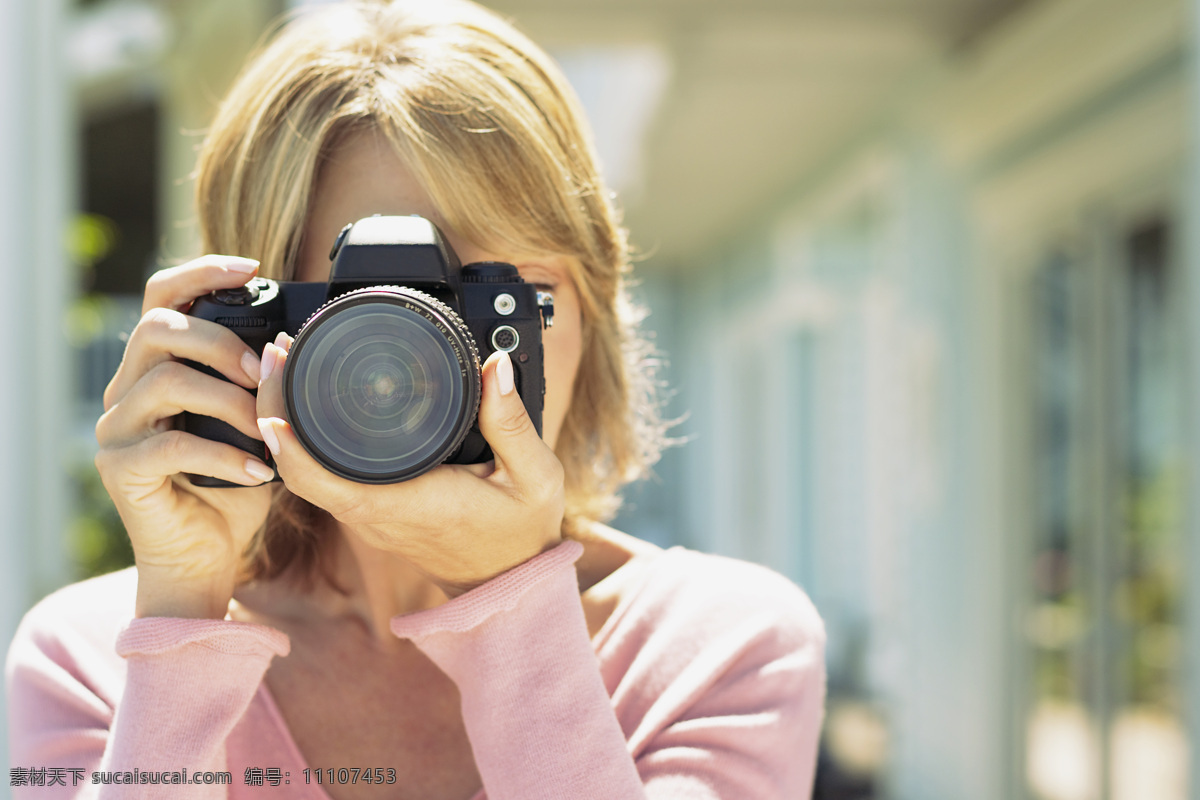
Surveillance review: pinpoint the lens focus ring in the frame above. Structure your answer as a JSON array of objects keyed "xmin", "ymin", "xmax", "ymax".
[{"xmin": 284, "ymin": 286, "xmax": 481, "ymax": 483}]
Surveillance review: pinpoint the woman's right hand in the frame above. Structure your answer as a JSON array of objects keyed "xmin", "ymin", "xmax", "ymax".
[{"xmin": 94, "ymin": 255, "xmax": 274, "ymax": 620}]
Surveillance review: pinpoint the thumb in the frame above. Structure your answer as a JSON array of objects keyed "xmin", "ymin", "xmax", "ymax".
[{"xmin": 477, "ymin": 350, "xmax": 548, "ymax": 478}]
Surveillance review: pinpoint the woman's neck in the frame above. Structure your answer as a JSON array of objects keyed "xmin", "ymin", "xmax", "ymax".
[
  {"xmin": 231, "ymin": 519, "xmax": 658, "ymax": 645},
  {"xmin": 325, "ymin": 526, "xmax": 451, "ymax": 641},
  {"xmin": 232, "ymin": 522, "xmax": 450, "ymax": 647}
]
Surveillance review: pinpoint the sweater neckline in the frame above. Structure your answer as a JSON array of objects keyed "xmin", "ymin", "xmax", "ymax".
[
  {"xmin": 257, "ymin": 683, "xmax": 490, "ymax": 800},
  {"xmin": 253, "ymin": 544, "xmax": 683, "ymax": 800}
]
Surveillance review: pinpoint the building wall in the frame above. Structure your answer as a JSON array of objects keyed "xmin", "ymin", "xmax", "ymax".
[
  {"xmin": 0, "ymin": 0, "xmax": 73, "ymax": 789},
  {"xmin": 623, "ymin": 0, "xmax": 1193, "ymax": 797}
]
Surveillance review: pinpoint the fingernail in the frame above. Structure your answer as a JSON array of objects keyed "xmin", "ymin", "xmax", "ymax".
[
  {"xmin": 496, "ymin": 350, "xmax": 514, "ymax": 396},
  {"xmin": 241, "ymin": 351, "xmax": 261, "ymax": 384},
  {"xmin": 223, "ymin": 257, "xmax": 260, "ymax": 275},
  {"xmin": 260, "ymin": 344, "xmax": 278, "ymax": 383},
  {"xmin": 257, "ymin": 418, "xmax": 281, "ymax": 456},
  {"xmin": 273, "ymin": 331, "xmax": 292, "ymax": 352},
  {"xmin": 244, "ymin": 458, "xmax": 274, "ymax": 483}
]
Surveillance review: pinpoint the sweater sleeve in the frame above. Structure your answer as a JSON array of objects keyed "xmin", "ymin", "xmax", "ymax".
[
  {"xmin": 388, "ymin": 541, "xmax": 826, "ymax": 800},
  {"xmin": 7, "ymin": 593, "xmax": 289, "ymax": 800},
  {"xmin": 390, "ymin": 539, "xmax": 645, "ymax": 799}
]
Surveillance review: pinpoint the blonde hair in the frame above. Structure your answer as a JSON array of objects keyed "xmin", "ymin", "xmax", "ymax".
[{"xmin": 193, "ymin": 0, "xmax": 668, "ymax": 580}]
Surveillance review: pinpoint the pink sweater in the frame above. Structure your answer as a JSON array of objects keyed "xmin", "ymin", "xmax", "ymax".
[{"xmin": 7, "ymin": 541, "xmax": 825, "ymax": 799}]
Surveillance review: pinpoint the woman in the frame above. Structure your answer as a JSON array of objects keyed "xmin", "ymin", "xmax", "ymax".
[{"xmin": 7, "ymin": 1, "xmax": 825, "ymax": 797}]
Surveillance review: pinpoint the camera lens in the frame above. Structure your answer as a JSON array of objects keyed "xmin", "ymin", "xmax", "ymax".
[{"xmin": 284, "ymin": 287, "xmax": 480, "ymax": 482}]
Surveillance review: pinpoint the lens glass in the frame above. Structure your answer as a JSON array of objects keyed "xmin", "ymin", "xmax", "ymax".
[{"xmin": 287, "ymin": 297, "xmax": 472, "ymax": 480}]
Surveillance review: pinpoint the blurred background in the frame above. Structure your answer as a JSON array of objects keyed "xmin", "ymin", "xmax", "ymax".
[{"xmin": 2, "ymin": 0, "xmax": 1198, "ymax": 797}]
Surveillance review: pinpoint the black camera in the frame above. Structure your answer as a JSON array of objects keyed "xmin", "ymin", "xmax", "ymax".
[{"xmin": 182, "ymin": 215, "xmax": 553, "ymax": 486}]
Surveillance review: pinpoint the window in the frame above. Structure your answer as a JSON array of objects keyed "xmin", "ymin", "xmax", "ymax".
[{"xmin": 1020, "ymin": 218, "xmax": 1186, "ymax": 800}]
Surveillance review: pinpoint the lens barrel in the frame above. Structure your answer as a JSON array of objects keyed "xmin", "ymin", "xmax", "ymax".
[{"xmin": 283, "ymin": 287, "xmax": 480, "ymax": 483}]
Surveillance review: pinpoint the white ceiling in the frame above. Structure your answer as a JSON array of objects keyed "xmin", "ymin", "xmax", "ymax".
[{"xmin": 488, "ymin": 0, "xmax": 1030, "ymax": 267}]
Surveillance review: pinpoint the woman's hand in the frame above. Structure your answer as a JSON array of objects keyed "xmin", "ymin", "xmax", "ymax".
[
  {"xmin": 256, "ymin": 334, "xmax": 564, "ymax": 598},
  {"xmin": 94, "ymin": 256, "xmax": 275, "ymax": 619}
]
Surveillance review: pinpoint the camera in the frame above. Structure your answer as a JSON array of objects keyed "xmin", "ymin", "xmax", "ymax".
[{"xmin": 182, "ymin": 214, "xmax": 553, "ymax": 486}]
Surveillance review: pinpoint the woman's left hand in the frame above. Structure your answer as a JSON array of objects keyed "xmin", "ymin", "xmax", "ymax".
[{"xmin": 256, "ymin": 334, "xmax": 565, "ymax": 598}]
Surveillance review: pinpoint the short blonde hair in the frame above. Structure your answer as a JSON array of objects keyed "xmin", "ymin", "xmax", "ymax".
[{"xmin": 193, "ymin": 0, "xmax": 668, "ymax": 580}]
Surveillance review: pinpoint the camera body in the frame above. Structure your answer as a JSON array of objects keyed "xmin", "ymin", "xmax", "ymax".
[{"xmin": 183, "ymin": 215, "xmax": 553, "ymax": 486}]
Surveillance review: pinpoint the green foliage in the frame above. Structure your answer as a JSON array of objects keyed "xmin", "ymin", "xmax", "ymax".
[{"xmin": 68, "ymin": 459, "xmax": 133, "ymax": 579}]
